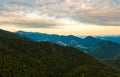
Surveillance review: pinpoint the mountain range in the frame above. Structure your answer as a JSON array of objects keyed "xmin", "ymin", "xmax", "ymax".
[
  {"xmin": 96, "ymin": 36, "xmax": 120, "ymax": 44},
  {"xmin": 16, "ymin": 31, "xmax": 120, "ymax": 60},
  {"xmin": 0, "ymin": 29, "xmax": 120, "ymax": 77},
  {"xmin": 16, "ymin": 31, "xmax": 103, "ymax": 50}
]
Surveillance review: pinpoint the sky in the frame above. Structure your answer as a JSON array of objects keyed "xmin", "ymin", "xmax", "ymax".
[{"xmin": 0, "ymin": 0, "xmax": 120, "ymax": 36}]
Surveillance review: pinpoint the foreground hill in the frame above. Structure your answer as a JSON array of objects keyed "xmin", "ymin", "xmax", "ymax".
[
  {"xmin": 0, "ymin": 29, "xmax": 120, "ymax": 77},
  {"xmin": 113, "ymin": 56, "xmax": 120, "ymax": 68}
]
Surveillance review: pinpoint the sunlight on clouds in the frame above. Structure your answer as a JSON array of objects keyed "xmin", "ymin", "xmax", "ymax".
[
  {"xmin": 0, "ymin": 0, "xmax": 120, "ymax": 35},
  {"xmin": 0, "ymin": 23, "xmax": 120, "ymax": 36}
]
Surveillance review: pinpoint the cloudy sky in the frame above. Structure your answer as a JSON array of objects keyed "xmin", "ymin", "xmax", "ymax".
[{"xmin": 0, "ymin": 0, "xmax": 120, "ymax": 36}]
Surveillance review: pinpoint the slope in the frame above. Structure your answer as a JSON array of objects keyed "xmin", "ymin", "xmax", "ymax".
[
  {"xmin": 0, "ymin": 29, "xmax": 120, "ymax": 77},
  {"xmin": 91, "ymin": 41, "xmax": 120, "ymax": 60}
]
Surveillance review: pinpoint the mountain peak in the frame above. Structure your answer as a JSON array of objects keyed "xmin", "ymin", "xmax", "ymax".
[
  {"xmin": 84, "ymin": 36, "xmax": 99, "ymax": 41},
  {"xmin": 84, "ymin": 36, "xmax": 96, "ymax": 40}
]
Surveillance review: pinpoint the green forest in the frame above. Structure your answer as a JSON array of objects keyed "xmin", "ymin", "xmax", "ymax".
[{"xmin": 0, "ymin": 29, "xmax": 120, "ymax": 77}]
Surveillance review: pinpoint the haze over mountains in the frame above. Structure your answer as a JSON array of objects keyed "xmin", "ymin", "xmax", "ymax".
[
  {"xmin": 16, "ymin": 31, "xmax": 103, "ymax": 50},
  {"xmin": 96, "ymin": 36, "xmax": 120, "ymax": 44},
  {"xmin": 16, "ymin": 31, "xmax": 120, "ymax": 60}
]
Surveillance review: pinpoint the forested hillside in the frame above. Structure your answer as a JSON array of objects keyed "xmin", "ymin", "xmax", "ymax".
[{"xmin": 0, "ymin": 29, "xmax": 120, "ymax": 77}]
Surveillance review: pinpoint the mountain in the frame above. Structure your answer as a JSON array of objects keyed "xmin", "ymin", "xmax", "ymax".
[
  {"xmin": 83, "ymin": 36, "xmax": 103, "ymax": 48},
  {"xmin": 0, "ymin": 29, "xmax": 22, "ymax": 38},
  {"xmin": 16, "ymin": 31, "xmax": 103, "ymax": 51},
  {"xmin": 0, "ymin": 29, "xmax": 120, "ymax": 77},
  {"xmin": 96, "ymin": 36, "xmax": 120, "ymax": 44},
  {"xmin": 0, "ymin": 29, "xmax": 30, "ymax": 41},
  {"xmin": 91, "ymin": 41, "xmax": 120, "ymax": 60},
  {"xmin": 15, "ymin": 31, "xmax": 120, "ymax": 60}
]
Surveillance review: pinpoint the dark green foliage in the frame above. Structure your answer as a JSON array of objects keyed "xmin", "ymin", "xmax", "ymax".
[
  {"xmin": 65, "ymin": 65, "xmax": 120, "ymax": 77},
  {"xmin": 113, "ymin": 56, "xmax": 120, "ymax": 68},
  {"xmin": 0, "ymin": 29, "xmax": 120, "ymax": 77}
]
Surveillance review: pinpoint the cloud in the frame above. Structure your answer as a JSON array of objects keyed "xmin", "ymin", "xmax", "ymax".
[
  {"xmin": 0, "ymin": 0, "xmax": 120, "ymax": 28},
  {"xmin": 73, "ymin": 9, "xmax": 120, "ymax": 26}
]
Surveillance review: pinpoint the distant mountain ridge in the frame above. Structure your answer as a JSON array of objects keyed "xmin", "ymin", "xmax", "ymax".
[
  {"xmin": 96, "ymin": 36, "xmax": 120, "ymax": 44},
  {"xmin": 90, "ymin": 41, "xmax": 120, "ymax": 60},
  {"xmin": 16, "ymin": 31, "xmax": 120, "ymax": 60},
  {"xmin": 16, "ymin": 31, "xmax": 103, "ymax": 50}
]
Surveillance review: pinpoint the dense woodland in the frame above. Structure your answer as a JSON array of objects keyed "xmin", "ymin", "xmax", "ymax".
[{"xmin": 0, "ymin": 29, "xmax": 120, "ymax": 77}]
